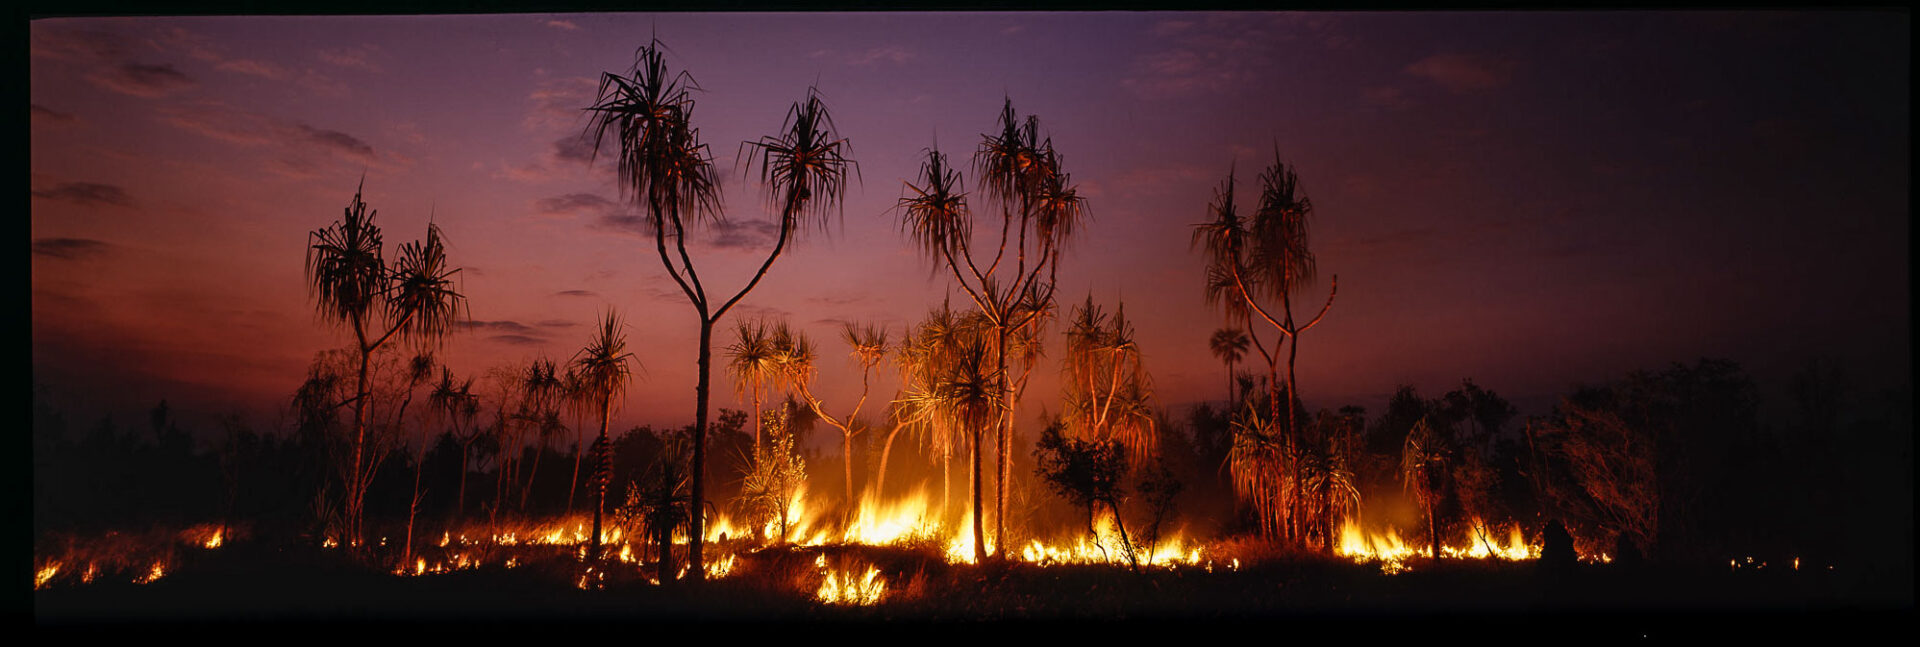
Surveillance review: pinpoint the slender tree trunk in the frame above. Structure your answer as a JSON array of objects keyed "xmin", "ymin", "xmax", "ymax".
[
  {"xmin": 454, "ymin": 438, "xmax": 471, "ymax": 527},
  {"xmin": 590, "ymin": 392, "xmax": 611, "ymax": 561},
  {"xmin": 843, "ymin": 431, "xmax": 855, "ymax": 512},
  {"xmin": 656, "ymin": 514, "xmax": 673, "ymax": 584},
  {"xmin": 1428, "ymin": 497, "xmax": 1441, "ymax": 560},
  {"xmin": 689, "ymin": 320, "xmax": 712, "ymax": 582},
  {"xmin": 994, "ymin": 327, "xmax": 1011, "ymax": 559},
  {"xmin": 874, "ymin": 421, "xmax": 904, "ymax": 502},
  {"xmin": 567, "ymin": 426, "xmax": 583, "ymax": 514},
  {"xmin": 1225, "ymin": 359, "xmax": 1235, "ymax": 411},
  {"xmin": 1110, "ymin": 499, "xmax": 1138, "ymax": 571},
  {"xmin": 970, "ymin": 425, "xmax": 985, "ymax": 563},
  {"xmin": 522, "ymin": 439, "xmax": 543, "ymax": 513},
  {"xmin": 349, "ymin": 345, "xmax": 372, "ymax": 548},
  {"xmin": 404, "ymin": 426, "xmax": 428, "ymax": 568}
]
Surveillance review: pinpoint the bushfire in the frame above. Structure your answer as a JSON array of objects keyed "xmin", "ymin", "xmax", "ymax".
[{"xmin": 33, "ymin": 483, "xmax": 1629, "ymax": 605}]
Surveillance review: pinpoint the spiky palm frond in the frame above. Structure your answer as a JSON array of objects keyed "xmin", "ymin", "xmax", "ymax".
[
  {"xmin": 899, "ymin": 148, "xmax": 970, "ymax": 268},
  {"xmin": 768, "ymin": 320, "xmax": 816, "ymax": 390},
  {"xmin": 1227, "ymin": 402, "xmax": 1297, "ymax": 537},
  {"xmin": 1030, "ymin": 158, "xmax": 1088, "ymax": 252},
  {"xmin": 306, "ymin": 186, "xmax": 386, "ymax": 329},
  {"xmin": 386, "ymin": 223, "xmax": 466, "ymax": 346},
  {"xmin": 726, "ymin": 319, "xmax": 778, "ymax": 400},
  {"xmin": 743, "ymin": 87, "xmax": 858, "ymax": 240},
  {"xmin": 571, "ymin": 310, "xmax": 636, "ymax": 411},
  {"xmin": 842, "ymin": 322, "xmax": 889, "ymax": 372},
  {"xmin": 975, "ymin": 98, "xmax": 1049, "ymax": 214},
  {"xmin": 1190, "ymin": 170, "xmax": 1247, "ymax": 267},
  {"xmin": 1400, "ymin": 417, "xmax": 1450, "ymax": 509},
  {"xmin": 935, "ymin": 334, "xmax": 1002, "ymax": 434},
  {"xmin": 1250, "ymin": 152, "xmax": 1316, "ymax": 295},
  {"xmin": 1062, "ymin": 297, "xmax": 1155, "ymax": 465},
  {"xmin": 584, "ymin": 40, "xmax": 721, "ymax": 228}
]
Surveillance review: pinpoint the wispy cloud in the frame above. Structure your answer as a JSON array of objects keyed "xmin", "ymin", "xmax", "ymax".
[
  {"xmin": 29, "ymin": 27, "xmax": 137, "ymax": 63},
  {"xmin": 545, "ymin": 19, "xmax": 580, "ymax": 31},
  {"xmin": 215, "ymin": 58, "xmax": 290, "ymax": 80},
  {"xmin": 534, "ymin": 193, "xmax": 619, "ymax": 220},
  {"xmin": 730, "ymin": 304, "xmax": 792, "ymax": 320},
  {"xmin": 537, "ymin": 319, "xmax": 578, "ymax": 328},
  {"xmin": 32, "ymin": 238, "xmax": 112, "ymax": 260},
  {"xmin": 30, "ymin": 104, "xmax": 79, "ymax": 128},
  {"xmin": 1404, "ymin": 53, "xmax": 1517, "ymax": 93},
  {"xmin": 525, "ymin": 76, "xmax": 599, "ymax": 133},
  {"xmin": 486, "ymin": 335, "xmax": 545, "ymax": 346},
  {"xmin": 552, "ymin": 134, "xmax": 600, "ymax": 165},
  {"xmin": 159, "ymin": 101, "xmax": 397, "ymax": 175},
  {"xmin": 849, "ymin": 45, "xmax": 913, "ymax": 66},
  {"xmin": 706, "ymin": 219, "xmax": 780, "ymax": 250},
  {"xmin": 554, "ymin": 289, "xmax": 598, "ymax": 298},
  {"xmin": 293, "ymin": 124, "xmax": 375, "ymax": 160},
  {"xmin": 1123, "ymin": 15, "xmax": 1352, "ymax": 99},
  {"xmin": 89, "ymin": 62, "xmax": 195, "ymax": 97},
  {"xmin": 32, "ymin": 182, "xmax": 136, "ymax": 208},
  {"xmin": 318, "ymin": 44, "xmax": 382, "ymax": 73},
  {"xmin": 459, "ymin": 320, "xmax": 540, "ymax": 335}
]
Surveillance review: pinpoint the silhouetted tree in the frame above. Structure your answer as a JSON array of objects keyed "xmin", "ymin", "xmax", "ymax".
[
  {"xmin": 568, "ymin": 311, "xmax": 635, "ymax": 560},
  {"xmin": 1402, "ymin": 417, "xmax": 1452, "ymax": 559},
  {"xmin": 1192, "ymin": 151, "xmax": 1337, "ymax": 546},
  {"xmin": 1062, "ymin": 296, "xmax": 1156, "ymax": 466},
  {"xmin": 1033, "ymin": 421, "xmax": 1137, "ymax": 569},
  {"xmin": 786, "ymin": 322, "xmax": 890, "ymax": 511},
  {"xmin": 896, "ymin": 100, "xmax": 1086, "ymax": 559},
  {"xmin": 1209, "ymin": 328, "xmax": 1249, "ymax": 410},
  {"xmin": 305, "ymin": 181, "xmax": 465, "ymax": 548},
  {"xmin": 585, "ymin": 41, "xmax": 853, "ymax": 578}
]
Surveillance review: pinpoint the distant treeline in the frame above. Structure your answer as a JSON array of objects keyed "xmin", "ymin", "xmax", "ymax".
[{"xmin": 31, "ymin": 357, "xmax": 1911, "ymax": 572}]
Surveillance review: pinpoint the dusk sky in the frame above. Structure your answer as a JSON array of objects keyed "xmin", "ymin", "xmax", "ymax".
[{"xmin": 30, "ymin": 12, "xmax": 1909, "ymax": 440}]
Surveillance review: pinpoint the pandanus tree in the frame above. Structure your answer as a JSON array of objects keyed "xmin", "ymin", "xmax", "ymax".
[
  {"xmin": 513, "ymin": 358, "xmax": 564, "ymax": 514},
  {"xmin": 585, "ymin": 40, "xmax": 854, "ymax": 579},
  {"xmin": 305, "ymin": 181, "xmax": 465, "ymax": 549},
  {"xmin": 1061, "ymin": 296, "xmax": 1157, "ymax": 467},
  {"xmin": 432, "ymin": 370, "xmax": 480, "ymax": 525},
  {"xmin": 726, "ymin": 320, "xmax": 781, "ymax": 455},
  {"xmin": 571, "ymin": 310, "xmax": 635, "ymax": 560},
  {"xmin": 1402, "ymin": 417, "xmax": 1452, "ymax": 559},
  {"xmin": 896, "ymin": 100, "xmax": 1087, "ymax": 560},
  {"xmin": 1192, "ymin": 151, "xmax": 1337, "ymax": 545},
  {"xmin": 782, "ymin": 322, "xmax": 890, "ymax": 511},
  {"xmin": 561, "ymin": 367, "xmax": 588, "ymax": 513},
  {"xmin": 877, "ymin": 303, "xmax": 968, "ymax": 508}
]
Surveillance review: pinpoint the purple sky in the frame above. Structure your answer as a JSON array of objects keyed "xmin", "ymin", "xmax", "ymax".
[{"xmin": 30, "ymin": 12, "xmax": 1910, "ymax": 439}]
